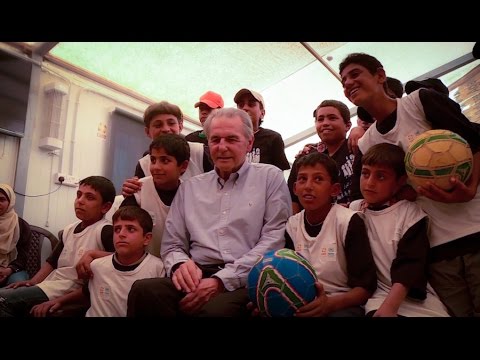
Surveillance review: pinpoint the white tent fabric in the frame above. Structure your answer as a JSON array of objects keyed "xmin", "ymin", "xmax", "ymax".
[{"xmin": 41, "ymin": 42, "xmax": 478, "ymax": 164}]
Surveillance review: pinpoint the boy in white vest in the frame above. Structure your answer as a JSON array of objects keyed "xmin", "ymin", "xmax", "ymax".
[
  {"xmin": 0, "ymin": 176, "xmax": 115, "ymax": 317},
  {"xmin": 350, "ymin": 144, "xmax": 449, "ymax": 316},
  {"xmin": 121, "ymin": 101, "xmax": 205, "ymax": 197},
  {"xmin": 86, "ymin": 206, "xmax": 164, "ymax": 316},
  {"xmin": 119, "ymin": 133, "xmax": 189, "ymax": 257},
  {"xmin": 37, "ymin": 206, "xmax": 165, "ymax": 317},
  {"xmin": 286, "ymin": 152, "xmax": 377, "ymax": 317},
  {"xmin": 339, "ymin": 52, "xmax": 480, "ymax": 316}
]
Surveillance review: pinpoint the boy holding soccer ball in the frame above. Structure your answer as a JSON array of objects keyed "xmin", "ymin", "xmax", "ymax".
[
  {"xmin": 350, "ymin": 143, "xmax": 449, "ymax": 316},
  {"xmin": 339, "ymin": 52, "xmax": 480, "ymax": 316},
  {"xmin": 285, "ymin": 152, "xmax": 377, "ymax": 317}
]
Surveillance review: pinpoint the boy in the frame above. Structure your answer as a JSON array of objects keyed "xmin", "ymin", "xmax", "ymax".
[
  {"xmin": 286, "ymin": 152, "xmax": 377, "ymax": 317},
  {"xmin": 35, "ymin": 207, "xmax": 165, "ymax": 317},
  {"xmin": 287, "ymin": 100, "xmax": 354, "ymax": 213},
  {"xmin": 350, "ymin": 143, "xmax": 449, "ymax": 316},
  {"xmin": 346, "ymin": 76, "xmax": 404, "ymax": 156},
  {"xmin": 0, "ymin": 176, "xmax": 115, "ymax": 317},
  {"xmin": 122, "ymin": 101, "xmax": 205, "ymax": 196},
  {"xmin": 120, "ymin": 133, "xmax": 189, "ymax": 257},
  {"xmin": 185, "ymin": 91, "xmax": 224, "ymax": 145},
  {"xmin": 234, "ymin": 88, "xmax": 290, "ymax": 171},
  {"xmin": 86, "ymin": 207, "xmax": 164, "ymax": 316},
  {"xmin": 339, "ymin": 52, "xmax": 480, "ymax": 316}
]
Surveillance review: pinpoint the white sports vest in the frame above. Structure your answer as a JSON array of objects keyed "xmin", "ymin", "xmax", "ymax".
[
  {"xmin": 286, "ymin": 204, "xmax": 356, "ymax": 296},
  {"xmin": 350, "ymin": 200, "xmax": 449, "ymax": 317},
  {"xmin": 37, "ymin": 219, "xmax": 109, "ymax": 299},
  {"xmin": 133, "ymin": 176, "xmax": 170, "ymax": 257}
]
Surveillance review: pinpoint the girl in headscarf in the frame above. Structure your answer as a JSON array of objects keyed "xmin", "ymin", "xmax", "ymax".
[{"xmin": 0, "ymin": 184, "xmax": 32, "ymax": 286}]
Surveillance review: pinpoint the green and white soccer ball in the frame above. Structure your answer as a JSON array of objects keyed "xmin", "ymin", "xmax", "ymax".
[{"xmin": 405, "ymin": 129, "xmax": 473, "ymax": 191}]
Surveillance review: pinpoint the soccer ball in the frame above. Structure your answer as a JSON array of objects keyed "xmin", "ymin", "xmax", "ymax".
[
  {"xmin": 404, "ymin": 129, "xmax": 473, "ymax": 191},
  {"xmin": 247, "ymin": 248, "xmax": 317, "ymax": 317}
]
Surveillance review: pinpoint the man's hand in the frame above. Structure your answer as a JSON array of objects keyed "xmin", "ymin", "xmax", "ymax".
[
  {"xmin": 30, "ymin": 299, "xmax": 63, "ymax": 317},
  {"xmin": 179, "ymin": 277, "xmax": 224, "ymax": 315},
  {"xmin": 122, "ymin": 177, "xmax": 142, "ymax": 197},
  {"xmin": 172, "ymin": 260, "xmax": 202, "ymax": 293}
]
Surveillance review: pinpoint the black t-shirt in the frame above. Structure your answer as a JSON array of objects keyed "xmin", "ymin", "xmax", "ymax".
[
  {"xmin": 185, "ymin": 130, "xmax": 208, "ymax": 145},
  {"xmin": 248, "ymin": 127, "xmax": 290, "ymax": 171}
]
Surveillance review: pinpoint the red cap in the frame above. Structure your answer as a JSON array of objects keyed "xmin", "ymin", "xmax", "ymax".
[{"xmin": 194, "ymin": 91, "xmax": 224, "ymax": 109}]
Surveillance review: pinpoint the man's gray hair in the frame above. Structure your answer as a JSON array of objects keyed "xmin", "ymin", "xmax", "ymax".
[{"xmin": 203, "ymin": 107, "xmax": 254, "ymax": 140}]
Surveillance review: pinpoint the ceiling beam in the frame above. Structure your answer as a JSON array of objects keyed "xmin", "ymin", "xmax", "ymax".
[
  {"xmin": 300, "ymin": 42, "xmax": 341, "ymax": 82},
  {"xmin": 0, "ymin": 42, "xmax": 43, "ymax": 66},
  {"xmin": 411, "ymin": 53, "xmax": 475, "ymax": 82},
  {"xmin": 32, "ymin": 42, "xmax": 58, "ymax": 57},
  {"xmin": 284, "ymin": 126, "xmax": 316, "ymax": 147}
]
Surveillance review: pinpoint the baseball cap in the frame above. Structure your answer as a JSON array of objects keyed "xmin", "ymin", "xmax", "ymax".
[
  {"xmin": 194, "ymin": 91, "xmax": 224, "ymax": 109},
  {"xmin": 233, "ymin": 88, "xmax": 265, "ymax": 109}
]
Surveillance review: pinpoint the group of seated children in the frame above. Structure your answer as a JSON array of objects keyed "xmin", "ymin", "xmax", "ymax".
[{"xmin": 286, "ymin": 147, "xmax": 448, "ymax": 317}]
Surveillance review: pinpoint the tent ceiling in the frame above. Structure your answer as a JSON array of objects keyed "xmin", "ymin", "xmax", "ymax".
[{"xmin": 20, "ymin": 42, "xmax": 478, "ymax": 164}]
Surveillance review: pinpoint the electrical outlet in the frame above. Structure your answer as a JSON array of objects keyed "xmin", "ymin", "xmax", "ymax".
[{"xmin": 54, "ymin": 172, "xmax": 79, "ymax": 187}]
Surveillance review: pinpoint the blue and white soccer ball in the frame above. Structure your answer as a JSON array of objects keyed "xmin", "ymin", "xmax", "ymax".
[{"xmin": 247, "ymin": 248, "xmax": 317, "ymax": 317}]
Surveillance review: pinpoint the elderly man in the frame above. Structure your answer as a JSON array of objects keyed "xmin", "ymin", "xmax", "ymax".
[{"xmin": 127, "ymin": 107, "xmax": 292, "ymax": 317}]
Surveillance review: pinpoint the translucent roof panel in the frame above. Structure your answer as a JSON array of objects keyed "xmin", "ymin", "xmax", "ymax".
[
  {"xmin": 324, "ymin": 42, "xmax": 475, "ymax": 84},
  {"xmin": 45, "ymin": 41, "xmax": 476, "ymax": 165},
  {"xmin": 49, "ymin": 42, "xmax": 318, "ymax": 123},
  {"xmin": 262, "ymin": 60, "xmax": 354, "ymax": 141}
]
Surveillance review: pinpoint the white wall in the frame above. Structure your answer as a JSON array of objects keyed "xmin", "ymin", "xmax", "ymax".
[{"xmin": 15, "ymin": 61, "xmax": 152, "ymax": 238}]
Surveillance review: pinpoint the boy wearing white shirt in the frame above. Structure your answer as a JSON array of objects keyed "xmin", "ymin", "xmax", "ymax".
[
  {"xmin": 0, "ymin": 176, "xmax": 115, "ymax": 317},
  {"xmin": 350, "ymin": 143, "xmax": 449, "ymax": 317}
]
